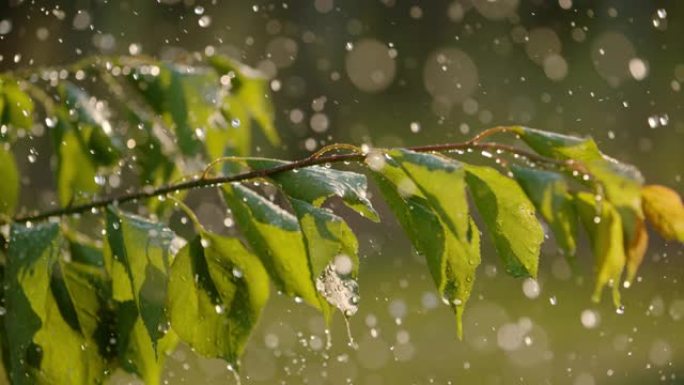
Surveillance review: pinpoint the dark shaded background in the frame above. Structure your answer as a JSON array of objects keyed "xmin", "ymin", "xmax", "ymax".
[{"xmin": 1, "ymin": 0, "xmax": 683, "ymax": 384}]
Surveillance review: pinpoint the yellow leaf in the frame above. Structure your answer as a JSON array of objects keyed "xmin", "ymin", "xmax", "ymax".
[
  {"xmin": 576, "ymin": 192, "xmax": 625, "ymax": 307},
  {"xmin": 624, "ymin": 218, "xmax": 648, "ymax": 285},
  {"xmin": 641, "ymin": 185, "xmax": 684, "ymax": 242}
]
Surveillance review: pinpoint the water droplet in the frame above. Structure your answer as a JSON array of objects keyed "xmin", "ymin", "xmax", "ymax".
[
  {"xmin": 198, "ymin": 15, "xmax": 212, "ymax": 28},
  {"xmin": 580, "ymin": 309, "xmax": 600, "ymax": 329},
  {"xmin": 344, "ymin": 316, "xmax": 358, "ymax": 350},
  {"xmin": 522, "ymin": 278, "xmax": 540, "ymax": 299},
  {"xmin": 409, "ymin": 121, "xmax": 421, "ymax": 133},
  {"xmin": 232, "ymin": 267, "xmax": 243, "ymax": 278}
]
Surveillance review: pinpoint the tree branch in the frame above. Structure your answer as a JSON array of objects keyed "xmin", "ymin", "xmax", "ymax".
[{"xmin": 11, "ymin": 127, "xmax": 582, "ymax": 224}]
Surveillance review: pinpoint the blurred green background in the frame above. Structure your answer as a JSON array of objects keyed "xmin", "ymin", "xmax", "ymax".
[{"xmin": 1, "ymin": 0, "xmax": 683, "ymax": 384}]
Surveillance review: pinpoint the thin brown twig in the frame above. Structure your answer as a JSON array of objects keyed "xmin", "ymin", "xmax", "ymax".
[{"xmin": 11, "ymin": 132, "xmax": 585, "ymax": 224}]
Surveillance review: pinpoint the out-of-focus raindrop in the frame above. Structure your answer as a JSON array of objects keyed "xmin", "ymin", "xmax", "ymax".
[
  {"xmin": 591, "ymin": 32, "xmax": 636, "ymax": 86},
  {"xmin": 652, "ymin": 8, "xmax": 668, "ymax": 30},
  {"xmin": 346, "ymin": 39, "xmax": 397, "ymax": 93},
  {"xmin": 543, "ymin": 54, "xmax": 568, "ymax": 81},
  {"xmin": 628, "ymin": 58, "xmax": 648, "ymax": 80},
  {"xmin": 526, "ymin": 27, "xmax": 562, "ymax": 65},
  {"xmin": 522, "ymin": 278, "xmax": 540, "ymax": 299},
  {"xmin": 423, "ymin": 47, "xmax": 478, "ymax": 105},
  {"xmin": 310, "ymin": 112, "xmax": 329, "ymax": 133},
  {"xmin": 471, "ymin": 0, "xmax": 519, "ymax": 20},
  {"xmin": 0, "ymin": 19, "xmax": 13, "ymax": 35},
  {"xmin": 266, "ymin": 37, "xmax": 298, "ymax": 68},
  {"xmin": 580, "ymin": 309, "xmax": 600, "ymax": 329},
  {"xmin": 409, "ymin": 121, "xmax": 421, "ymax": 133},
  {"xmin": 649, "ymin": 339, "xmax": 672, "ymax": 366},
  {"xmin": 558, "ymin": 0, "xmax": 572, "ymax": 10},
  {"xmin": 314, "ymin": 0, "xmax": 334, "ymax": 14},
  {"xmin": 72, "ymin": 10, "xmax": 91, "ymax": 30},
  {"xmin": 198, "ymin": 15, "xmax": 211, "ymax": 28}
]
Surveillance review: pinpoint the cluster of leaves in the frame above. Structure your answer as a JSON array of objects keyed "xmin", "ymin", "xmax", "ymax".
[
  {"xmin": 0, "ymin": 56, "xmax": 683, "ymax": 385},
  {"xmin": 0, "ymin": 55, "xmax": 278, "ymax": 215}
]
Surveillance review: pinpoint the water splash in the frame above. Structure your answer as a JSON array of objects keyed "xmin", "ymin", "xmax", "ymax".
[{"xmin": 315, "ymin": 262, "xmax": 359, "ymax": 317}]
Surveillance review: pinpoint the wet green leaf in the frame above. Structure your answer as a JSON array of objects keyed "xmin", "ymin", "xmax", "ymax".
[
  {"xmin": 245, "ymin": 158, "xmax": 379, "ymax": 221},
  {"xmin": 168, "ymin": 231, "xmax": 269, "ymax": 366},
  {"xmin": 104, "ymin": 207, "xmax": 176, "ymax": 349},
  {"xmin": 511, "ymin": 126, "xmax": 602, "ymax": 162},
  {"xmin": 0, "ymin": 145, "xmax": 19, "ymax": 217},
  {"xmin": 290, "ymin": 199, "xmax": 359, "ymax": 320},
  {"xmin": 115, "ymin": 301, "xmax": 177, "ymax": 385},
  {"xmin": 512, "ymin": 126, "xmax": 644, "ymax": 256},
  {"xmin": 291, "ymin": 199, "xmax": 358, "ymax": 278},
  {"xmin": 511, "ymin": 165, "xmax": 577, "ymax": 257},
  {"xmin": 464, "ymin": 164, "xmax": 542, "ymax": 278},
  {"xmin": 213, "ymin": 94, "xmax": 252, "ymax": 157},
  {"xmin": 56, "ymin": 121, "xmax": 99, "ymax": 207},
  {"xmin": 369, "ymin": 152, "xmax": 480, "ymax": 338},
  {"xmin": 129, "ymin": 64, "xmax": 220, "ymax": 156},
  {"xmin": 59, "ymin": 82, "xmax": 120, "ymax": 166},
  {"xmin": 210, "ymin": 55, "xmax": 280, "ymax": 147},
  {"xmin": 641, "ymin": 184, "xmax": 684, "ymax": 242},
  {"xmin": 5, "ymin": 224, "xmax": 109, "ymax": 385},
  {"xmin": 575, "ymin": 192, "xmax": 625, "ymax": 306},
  {"xmin": 1, "ymin": 81, "xmax": 34, "ymax": 133},
  {"xmin": 221, "ymin": 183, "xmax": 324, "ymax": 311}
]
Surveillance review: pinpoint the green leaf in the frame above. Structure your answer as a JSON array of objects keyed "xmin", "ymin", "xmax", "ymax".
[
  {"xmin": 512, "ymin": 126, "xmax": 644, "ymax": 254},
  {"xmin": 115, "ymin": 301, "xmax": 178, "ymax": 385},
  {"xmin": 586, "ymin": 158, "xmax": 644, "ymax": 242},
  {"xmin": 464, "ymin": 164, "xmax": 543, "ymax": 278},
  {"xmin": 5, "ymin": 223, "xmax": 108, "ymax": 385},
  {"xmin": 575, "ymin": 192, "xmax": 625, "ymax": 306},
  {"xmin": 290, "ymin": 199, "xmax": 360, "ymax": 320},
  {"xmin": 389, "ymin": 150, "xmax": 473, "ymax": 240},
  {"xmin": 213, "ymin": 95, "xmax": 252, "ymax": 156},
  {"xmin": 104, "ymin": 207, "xmax": 176, "ymax": 349},
  {"xmin": 245, "ymin": 158, "xmax": 379, "ymax": 222},
  {"xmin": 511, "ymin": 165, "xmax": 577, "ymax": 257},
  {"xmin": 210, "ymin": 55, "xmax": 280, "ymax": 146},
  {"xmin": 59, "ymin": 82, "xmax": 120, "ymax": 166},
  {"xmin": 290, "ymin": 199, "xmax": 358, "ymax": 278},
  {"xmin": 67, "ymin": 237, "xmax": 106, "ymax": 268},
  {"xmin": 129, "ymin": 64, "xmax": 220, "ymax": 156},
  {"xmin": 1, "ymin": 81, "xmax": 34, "ymax": 133},
  {"xmin": 56, "ymin": 121, "xmax": 99, "ymax": 207},
  {"xmin": 221, "ymin": 183, "xmax": 324, "ymax": 310},
  {"xmin": 511, "ymin": 126, "xmax": 603, "ymax": 162},
  {"xmin": 0, "ymin": 145, "xmax": 19, "ymax": 217},
  {"xmin": 641, "ymin": 185, "xmax": 684, "ymax": 242},
  {"xmin": 168, "ymin": 231, "xmax": 269, "ymax": 366},
  {"xmin": 368, "ymin": 152, "xmax": 480, "ymax": 338}
]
